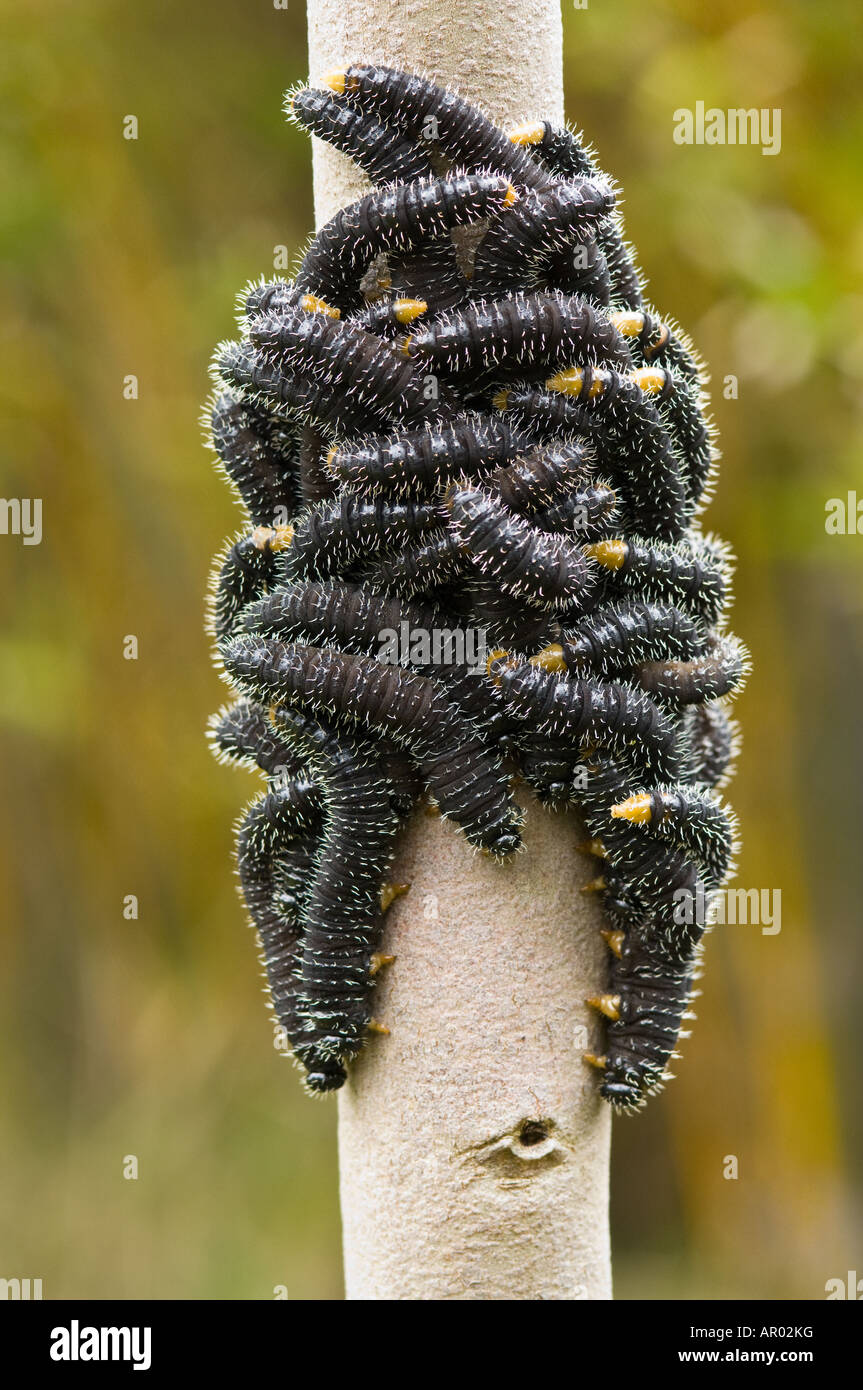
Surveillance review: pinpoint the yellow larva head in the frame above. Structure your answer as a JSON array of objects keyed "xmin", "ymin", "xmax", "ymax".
[
  {"xmin": 584, "ymin": 538, "xmax": 628, "ymax": 571},
  {"xmin": 393, "ymin": 298, "xmax": 427, "ymax": 325},
  {"xmin": 546, "ymin": 368, "xmax": 607, "ymax": 400},
  {"xmin": 631, "ymin": 366, "xmax": 668, "ymax": 395},
  {"xmin": 322, "ymin": 69, "xmax": 347, "ymax": 94},
  {"xmin": 611, "ymin": 793, "xmax": 653, "ymax": 824},
  {"xmin": 486, "ymin": 648, "xmax": 511, "ymax": 686},
  {"xmin": 609, "ymin": 310, "xmax": 646, "ymax": 338},
  {"xmin": 267, "ymin": 524, "xmax": 295, "ymax": 553},
  {"xmin": 299, "ymin": 293, "xmax": 340, "ymax": 319},
  {"xmin": 251, "ymin": 525, "xmax": 275, "ymax": 551},
  {"xmin": 508, "ymin": 121, "xmax": 546, "ymax": 146},
  {"xmin": 529, "ymin": 643, "xmax": 567, "ymax": 673}
]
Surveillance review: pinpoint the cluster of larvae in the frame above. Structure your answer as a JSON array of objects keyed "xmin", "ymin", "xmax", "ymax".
[{"xmin": 206, "ymin": 64, "xmax": 746, "ymax": 1108}]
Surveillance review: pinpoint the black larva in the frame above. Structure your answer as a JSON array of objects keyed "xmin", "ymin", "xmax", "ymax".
[
  {"xmin": 402, "ymin": 291, "xmax": 633, "ymax": 384},
  {"xmin": 327, "ymin": 415, "xmax": 530, "ymax": 496},
  {"xmin": 206, "ymin": 64, "xmax": 746, "ymax": 1110}
]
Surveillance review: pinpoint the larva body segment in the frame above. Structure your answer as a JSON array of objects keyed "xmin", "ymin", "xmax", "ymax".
[
  {"xmin": 235, "ymin": 791, "xmax": 317, "ymax": 1048},
  {"xmin": 587, "ymin": 533, "xmax": 732, "ymax": 625},
  {"xmin": 688, "ymin": 704, "xmax": 740, "ymax": 789},
  {"xmin": 215, "ymin": 337, "xmax": 383, "ymax": 436},
  {"xmin": 404, "ymin": 292, "xmax": 632, "ymax": 384},
  {"xmin": 237, "ymin": 578, "xmax": 511, "ymax": 733},
  {"xmin": 265, "ymin": 709, "xmax": 403, "ymax": 1091},
  {"xmin": 208, "ymin": 698, "xmax": 319, "ymax": 798},
  {"xmin": 558, "ymin": 600, "xmax": 706, "ymax": 676},
  {"xmin": 533, "ymin": 481, "xmax": 619, "ymax": 539},
  {"xmin": 447, "ymin": 485, "xmax": 593, "ymax": 609},
  {"xmin": 509, "ymin": 120, "xmax": 643, "ymax": 311},
  {"xmin": 328, "ymin": 415, "xmax": 530, "ymax": 496},
  {"xmin": 284, "ymin": 494, "xmax": 443, "ymax": 579},
  {"xmin": 498, "ymin": 382, "xmax": 687, "ymax": 540},
  {"xmin": 250, "ymin": 308, "xmax": 457, "ymax": 425},
  {"xmin": 362, "ymin": 527, "xmax": 470, "ymax": 596},
  {"xmin": 485, "ymin": 442, "xmax": 590, "ymax": 515},
  {"xmin": 634, "ymin": 634, "xmax": 750, "ymax": 704},
  {"xmin": 493, "ymin": 658, "xmax": 681, "ymax": 782},
  {"xmin": 600, "ymin": 933, "xmax": 695, "ymax": 1108},
  {"xmin": 611, "ymin": 783, "xmax": 738, "ymax": 888},
  {"xmin": 208, "ymin": 531, "xmax": 282, "ymax": 645}
]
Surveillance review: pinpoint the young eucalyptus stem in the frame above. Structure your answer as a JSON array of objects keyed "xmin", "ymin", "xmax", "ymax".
[{"xmin": 305, "ymin": 0, "xmax": 613, "ymax": 1301}]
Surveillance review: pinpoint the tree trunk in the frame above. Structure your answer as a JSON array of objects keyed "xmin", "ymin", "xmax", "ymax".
[{"xmin": 306, "ymin": 0, "xmax": 613, "ymax": 1301}]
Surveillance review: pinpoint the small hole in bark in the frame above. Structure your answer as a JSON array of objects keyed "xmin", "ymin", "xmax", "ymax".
[{"xmin": 518, "ymin": 1121, "xmax": 548, "ymax": 1147}]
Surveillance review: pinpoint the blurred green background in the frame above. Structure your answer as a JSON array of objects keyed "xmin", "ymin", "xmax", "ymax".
[{"xmin": 1, "ymin": 0, "xmax": 861, "ymax": 1299}]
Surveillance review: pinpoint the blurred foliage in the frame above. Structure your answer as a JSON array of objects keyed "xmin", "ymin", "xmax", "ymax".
[{"xmin": 0, "ymin": 0, "xmax": 860, "ymax": 1300}]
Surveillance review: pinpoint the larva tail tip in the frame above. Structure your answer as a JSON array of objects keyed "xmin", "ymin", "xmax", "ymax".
[
  {"xmin": 577, "ymin": 838, "xmax": 607, "ymax": 859},
  {"xmin": 379, "ymin": 881, "xmax": 410, "ymax": 912},
  {"xmin": 369, "ymin": 952, "xmax": 396, "ymax": 978}
]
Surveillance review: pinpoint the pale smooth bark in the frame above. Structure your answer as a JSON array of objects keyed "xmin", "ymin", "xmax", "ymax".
[{"xmin": 306, "ymin": 0, "xmax": 613, "ymax": 1301}]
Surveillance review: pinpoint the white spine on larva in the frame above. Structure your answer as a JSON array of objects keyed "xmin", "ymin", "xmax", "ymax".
[{"xmin": 307, "ymin": 0, "xmax": 613, "ymax": 1302}]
